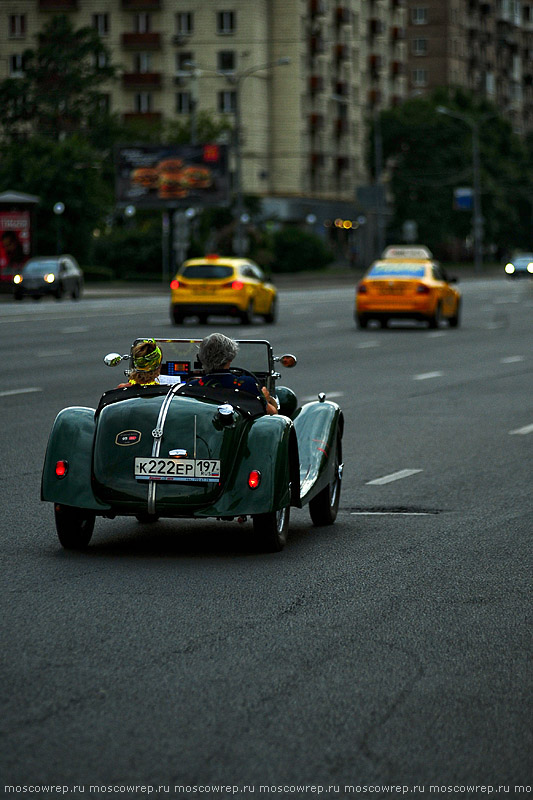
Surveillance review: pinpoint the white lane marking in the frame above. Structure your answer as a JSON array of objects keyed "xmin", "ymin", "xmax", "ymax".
[
  {"xmin": 0, "ymin": 387, "xmax": 42, "ymax": 397},
  {"xmin": 315, "ymin": 320, "xmax": 339, "ymax": 329},
  {"xmin": 367, "ymin": 469, "xmax": 423, "ymax": 486},
  {"xmin": 413, "ymin": 371, "xmax": 443, "ymax": 381},
  {"xmin": 356, "ymin": 340, "xmax": 380, "ymax": 349},
  {"xmin": 37, "ymin": 349, "xmax": 73, "ymax": 358},
  {"xmin": 301, "ymin": 391, "xmax": 344, "ymax": 403},
  {"xmin": 351, "ymin": 511, "xmax": 431, "ymax": 516},
  {"xmin": 427, "ymin": 331, "xmax": 446, "ymax": 338},
  {"xmin": 509, "ymin": 423, "xmax": 533, "ymax": 436},
  {"xmin": 62, "ymin": 326, "xmax": 89, "ymax": 333},
  {"xmin": 501, "ymin": 356, "xmax": 524, "ymax": 363}
]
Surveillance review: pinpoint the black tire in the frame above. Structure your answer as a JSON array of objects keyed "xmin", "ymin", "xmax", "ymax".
[
  {"xmin": 13, "ymin": 293, "xmax": 23, "ymax": 301},
  {"xmin": 264, "ymin": 297, "xmax": 277, "ymax": 324},
  {"xmin": 356, "ymin": 314, "xmax": 368, "ymax": 329},
  {"xmin": 240, "ymin": 301, "xmax": 254, "ymax": 325},
  {"xmin": 253, "ymin": 505, "xmax": 290, "ymax": 552},
  {"xmin": 71, "ymin": 282, "xmax": 81, "ymax": 300},
  {"xmin": 171, "ymin": 308, "xmax": 183, "ymax": 325},
  {"xmin": 448, "ymin": 299, "xmax": 461, "ymax": 328},
  {"xmin": 198, "ymin": 314, "xmax": 208, "ymax": 324},
  {"xmin": 55, "ymin": 504, "xmax": 95, "ymax": 550},
  {"xmin": 309, "ymin": 434, "xmax": 343, "ymax": 526},
  {"xmin": 135, "ymin": 512, "xmax": 159, "ymax": 524},
  {"xmin": 55, "ymin": 283, "xmax": 64, "ymax": 301},
  {"xmin": 428, "ymin": 302, "xmax": 442, "ymax": 329},
  {"xmin": 32, "ymin": 295, "xmax": 42, "ymax": 302}
]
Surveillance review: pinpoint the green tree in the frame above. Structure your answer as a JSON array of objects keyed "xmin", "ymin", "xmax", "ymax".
[
  {"xmin": 0, "ymin": 14, "xmax": 116, "ymax": 142},
  {"xmin": 374, "ymin": 88, "xmax": 533, "ymax": 258}
]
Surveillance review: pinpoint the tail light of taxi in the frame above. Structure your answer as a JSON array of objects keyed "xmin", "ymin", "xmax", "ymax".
[
  {"xmin": 170, "ymin": 279, "xmax": 188, "ymax": 290},
  {"xmin": 357, "ymin": 283, "xmax": 368, "ymax": 294},
  {"xmin": 416, "ymin": 284, "xmax": 431, "ymax": 294},
  {"xmin": 222, "ymin": 280, "xmax": 244, "ymax": 290}
]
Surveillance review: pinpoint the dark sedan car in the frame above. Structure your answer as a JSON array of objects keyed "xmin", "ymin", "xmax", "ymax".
[
  {"xmin": 504, "ymin": 253, "xmax": 533, "ymax": 278},
  {"xmin": 13, "ymin": 255, "xmax": 83, "ymax": 300}
]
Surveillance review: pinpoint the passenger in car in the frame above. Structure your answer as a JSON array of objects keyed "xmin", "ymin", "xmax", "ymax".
[
  {"xmin": 116, "ymin": 338, "xmax": 163, "ymax": 388},
  {"xmin": 196, "ymin": 333, "xmax": 278, "ymax": 415}
]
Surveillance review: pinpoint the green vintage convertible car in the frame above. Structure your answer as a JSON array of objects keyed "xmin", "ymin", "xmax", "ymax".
[{"xmin": 41, "ymin": 338, "xmax": 344, "ymax": 552}]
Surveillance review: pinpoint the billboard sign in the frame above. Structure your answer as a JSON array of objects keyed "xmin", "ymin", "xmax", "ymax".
[
  {"xmin": 115, "ymin": 143, "xmax": 229, "ymax": 209},
  {"xmin": 0, "ymin": 211, "xmax": 31, "ymax": 283}
]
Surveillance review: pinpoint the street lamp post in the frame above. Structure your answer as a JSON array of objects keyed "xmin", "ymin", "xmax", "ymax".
[
  {"xmin": 436, "ymin": 106, "xmax": 484, "ymax": 273},
  {"xmin": 228, "ymin": 57, "xmax": 290, "ymax": 256},
  {"xmin": 53, "ymin": 202, "xmax": 65, "ymax": 253}
]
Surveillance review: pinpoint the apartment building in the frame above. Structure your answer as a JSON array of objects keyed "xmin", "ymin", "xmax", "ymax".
[
  {"xmin": 0, "ymin": 0, "xmax": 408, "ymax": 225},
  {"xmin": 406, "ymin": 0, "xmax": 533, "ymax": 134}
]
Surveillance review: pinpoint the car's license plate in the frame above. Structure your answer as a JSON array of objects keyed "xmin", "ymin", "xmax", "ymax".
[{"xmin": 134, "ymin": 457, "xmax": 220, "ymax": 482}]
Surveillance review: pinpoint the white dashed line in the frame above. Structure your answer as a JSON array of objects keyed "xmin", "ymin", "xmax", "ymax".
[
  {"xmin": 356, "ymin": 341, "xmax": 380, "ymax": 349},
  {"xmin": 37, "ymin": 349, "xmax": 73, "ymax": 358},
  {"xmin": 366, "ymin": 469, "xmax": 423, "ymax": 485},
  {"xmin": 62, "ymin": 326, "xmax": 89, "ymax": 334},
  {"xmin": 315, "ymin": 320, "xmax": 339, "ymax": 329},
  {"xmin": 351, "ymin": 511, "xmax": 431, "ymax": 516},
  {"xmin": 509, "ymin": 423, "xmax": 533, "ymax": 436},
  {"xmin": 501, "ymin": 356, "xmax": 525, "ymax": 364},
  {"xmin": 413, "ymin": 371, "xmax": 443, "ymax": 381},
  {"xmin": 0, "ymin": 387, "xmax": 42, "ymax": 397},
  {"xmin": 302, "ymin": 391, "xmax": 344, "ymax": 403}
]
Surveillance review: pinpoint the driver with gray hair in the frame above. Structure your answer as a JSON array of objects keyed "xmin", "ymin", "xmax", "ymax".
[
  {"xmin": 196, "ymin": 332, "xmax": 278, "ymax": 414},
  {"xmin": 198, "ymin": 332, "xmax": 239, "ymax": 373}
]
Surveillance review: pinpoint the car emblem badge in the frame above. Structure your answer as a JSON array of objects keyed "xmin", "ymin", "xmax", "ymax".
[
  {"xmin": 116, "ymin": 430, "xmax": 141, "ymax": 446},
  {"xmin": 152, "ymin": 428, "xmax": 163, "ymax": 439}
]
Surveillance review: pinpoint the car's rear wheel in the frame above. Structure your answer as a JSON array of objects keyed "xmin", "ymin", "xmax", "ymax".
[
  {"xmin": 309, "ymin": 434, "xmax": 343, "ymax": 526},
  {"xmin": 253, "ymin": 505, "xmax": 290, "ymax": 552},
  {"xmin": 135, "ymin": 512, "xmax": 159, "ymax": 524},
  {"xmin": 198, "ymin": 313, "xmax": 208, "ymax": 324},
  {"xmin": 55, "ymin": 504, "xmax": 95, "ymax": 550},
  {"xmin": 428, "ymin": 302, "xmax": 442, "ymax": 329},
  {"xmin": 171, "ymin": 308, "xmax": 183, "ymax": 325},
  {"xmin": 264, "ymin": 297, "xmax": 277, "ymax": 324},
  {"xmin": 55, "ymin": 284, "xmax": 64, "ymax": 301},
  {"xmin": 448, "ymin": 299, "xmax": 461, "ymax": 328},
  {"xmin": 240, "ymin": 301, "xmax": 254, "ymax": 325},
  {"xmin": 71, "ymin": 282, "xmax": 81, "ymax": 300},
  {"xmin": 356, "ymin": 314, "xmax": 368, "ymax": 329}
]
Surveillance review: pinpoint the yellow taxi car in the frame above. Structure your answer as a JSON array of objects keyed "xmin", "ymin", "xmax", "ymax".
[
  {"xmin": 170, "ymin": 255, "xmax": 277, "ymax": 325},
  {"xmin": 355, "ymin": 245, "xmax": 461, "ymax": 329}
]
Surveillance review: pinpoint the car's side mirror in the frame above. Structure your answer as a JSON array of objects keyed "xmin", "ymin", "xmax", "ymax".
[
  {"xmin": 274, "ymin": 354, "xmax": 297, "ymax": 368},
  {"xmin": 104, "ymin": 353, "xmax": 129, "ymax": 367}
]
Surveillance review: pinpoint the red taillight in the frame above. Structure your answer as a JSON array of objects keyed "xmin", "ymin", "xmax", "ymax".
[
  {"xmin": 416, "ymin": 284, "xmax": 431, "ymax": 294},
  {"xmin": 170, "ymin": 279, "xmax": 180, "ymax": 290},
  {"xmin": 248, "ymin": 470, "xmax": 261, "ymax": 489},
  {"xmin": 357, "ymin": 284, "xmax": 368, "ymax": 294},
  {"xmin": 55, "ymin": 460, "xmax": 68, "ymax": 478},
  {"xmin": 232, "ymin": 280, "xmax": 244, "ymax": 290}
]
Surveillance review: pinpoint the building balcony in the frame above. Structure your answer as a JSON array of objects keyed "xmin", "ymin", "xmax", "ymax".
[
  {"xmin": 391, "ymin": 60, "xmax": 403, "ymax": 76},
  {"xmin": 368, "ymin": 89, "xmax": 381, "ymax": 106},
  {"xmin": 335, "ymin": 80, "xmax": 349, "ymax": 97},
  {"xmin": 369, "ymin": 54, "xmax": 383, "ymax": 73},
  {"xmin": 336, "ymin": 6, "xmax": 350, "ymax": 26},
  {"xmin": 336, "ymin": 156, "xmax": 350, "ymax": 171},
  {"xmin": 123, "ymin": 112, "xmax": 162, "ymax": 123},
  {"xmin": 391, "ymin": 26, "xmax": 405, "ymax": 42},
  {"xmin": 310, "ymin": 0, "xmax": 326, "ymax": 17},
  {"xmin": 369, "ymin": 19, "xmax": 385, "ymax": 37},
  {"xmin": 309, "ymin": 113, "xmax": 324, "ymax": 131},
  {"xmin": 39, "ymin": 0, "xmax": 78, "ymax": 9},
  {"xmin": 335, "ymin": 43, "xmax": 349, "ymax": 62},
  {"xmin": 310, "ymin": 74, "xmax": 324, "ymax": 93},
  {"xmin": 122, "ymin": 0, "xmax": 161, "ymax": 9},
  {"xmin": 310, "ymin": 36, "xmax": 325, "ymax": 56},
  {"xmin": 310, "ymin": 152, "xmax": 325, "ymax": 169},
  {"xmin": 121, "ymin": 32, "xmax": 161, "ymax": 50},
  {"xmin": 122, "ymin": 72, "xmax": 162, "ymax": 88},
  {"xmin": 335, "ymin": 118, "xmax": 349, "ymax": 136}
]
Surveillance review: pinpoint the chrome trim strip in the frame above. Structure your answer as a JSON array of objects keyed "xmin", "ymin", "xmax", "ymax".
[{"xmin": 147, "ymin": 384, "xmax": 182, "ymax": 514}]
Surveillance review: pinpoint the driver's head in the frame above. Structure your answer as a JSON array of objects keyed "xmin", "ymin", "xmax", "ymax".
[{"xmin": 199, "ymin": 333, "xmax": 239, "ymax": 373}]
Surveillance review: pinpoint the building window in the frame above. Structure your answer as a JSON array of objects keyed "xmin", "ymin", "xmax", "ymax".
[
  {"xmin": 218, "ymin": 90, "xmax": 236, "ymax": 113},
  {"xmin": 135, "ymin": 14, "xmax": 151, "ymax": 34},
  {"xmin": 411, "ymin": 7, "xmax": 428, "ymax": 25},
  {"xmin": 98, "ymin": 95, "xmax": 110, "ymax": 113},
  {"xmin": 9, "ymin": 54, "xmax": 24, "ymax": 77},
  {"xmin": 412, "ymin": 38, "xmax": 428, "ymax": 56},
  {"xmin": 9, "ymin": 14, "xmax": 26, "ymax": 38},
  {"xmin": 176, "ymin": 92, "xmax": 192, "ymax": 113},
  {"xmin": 176, "ymin": 12, "xmax": 193, "ymax": 35},
  {"xmin": 135, "ymin": 53, "xmax": 152, "ymax": 73},
  {"xmin": 217, "ymin": 51, "xmax": 235, "ymax": 73},
  {"xmin": 412, "ymin": 68, "xmax": 428, "ymax": 87},
  {"xmin": 92, "ymin": 51, "xmax": 108, "ymax": 69},
  {"xmin": 217, "ymin": 11, "xmax": 236, "ymax": 35},
  {"xmin": 135, "ymin": 93, "xmax": 152, "ymax": 113},
  {"xmin": 92, "ymin": 14, "xmax": 109, "ymax": 36},
  {"xmin": 176, "ymin": 52, "xmax": 193, "ymax": 73}
]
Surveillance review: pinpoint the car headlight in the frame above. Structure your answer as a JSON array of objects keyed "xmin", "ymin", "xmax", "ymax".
[
  {"xmin": 528, "ymin": 263, "xmax": 533, "ymax": 274},
  {"xmin": 44, "ymin": 273, "xmax": 55, "ymax": 283},
  {"xmin": 505, "ymin": 263, "xmax": 515, "ymax": 274},
  {"xmin": 13, "ymin": 274, "xmax": 22, "ymax": 284}
]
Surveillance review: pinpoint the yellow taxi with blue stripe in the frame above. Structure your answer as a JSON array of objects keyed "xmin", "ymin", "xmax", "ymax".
[
  {"xmin": 355, "ymin": 245, "xmax": 461, "ymax": 329},
  {"xmin": 170, "ymin": 254, "xmax": 277, "ymax": 325}
]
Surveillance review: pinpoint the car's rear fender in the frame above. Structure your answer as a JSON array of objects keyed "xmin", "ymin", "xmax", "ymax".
[
  {"xmin": 198, "ymin": 414, "xmax": 300, "ymax": 517},
  {"xmin": 41, "ymin": 407, "xmax": 111, "ymax": 511},
  {"xmin": 293, "ymin": 400, "xmax": 344, "ymax": 506}
]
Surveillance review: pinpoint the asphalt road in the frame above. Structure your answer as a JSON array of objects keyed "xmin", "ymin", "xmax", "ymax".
[{"xmin": 1, "ymin": 277, "xmax": 532, "ymax": 799}]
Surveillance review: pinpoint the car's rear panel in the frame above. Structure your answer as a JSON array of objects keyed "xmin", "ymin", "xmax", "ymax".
[
  {"xmin": 357, "ymin": 276, "xmax": 435, "ymax": 314},
  {"xmin": 171, "ymin": 260, "xmax": 250, "ymax": 314}
]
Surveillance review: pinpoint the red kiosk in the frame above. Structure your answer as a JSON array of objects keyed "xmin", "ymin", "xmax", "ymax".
[{"xmin": 0, "ymin": 191, "xmax": 39, "ymax": 290}]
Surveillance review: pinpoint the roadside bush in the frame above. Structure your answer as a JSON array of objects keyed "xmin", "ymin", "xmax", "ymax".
[
  {"xmin": 271, "ymin": 227, "xmax": 334, "ymax": 273},
  {"xmin": 82, "ymin": 265, "xmax": 115, "ymax": 282},
  {"xmin": 91, "ymin": 226, "xmax": 161, "ymax": 280}
]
